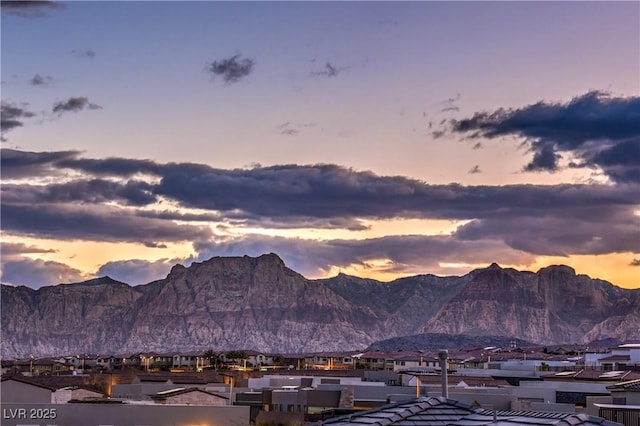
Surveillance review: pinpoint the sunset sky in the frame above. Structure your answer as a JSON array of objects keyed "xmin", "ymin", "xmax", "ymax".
[{"xmin": 1, "ymin": 1, "xmax": 639, "ymax": 289}]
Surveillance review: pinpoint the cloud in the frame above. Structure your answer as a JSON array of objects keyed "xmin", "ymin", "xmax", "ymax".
[
  {"xmin": 1, "ymin": 102, "xmax": 35, "ymax": 140},
  {"xmin": 52, "ymin": 97, "xmax": 102, "ymax": 114},
  {"xmin": 0, "ymin": 242, "xmax": 56, "ymax": 256},
  {"xmin": 1, "ymin": 1, "xmax": 64, "ymax": 18},
  {"xmin": 96, "ymin": 258, "xmax": 185, "ymax": 285},
  {"xmin": 29, "ymin": 74, "xmax": 54, "ymax": 86},
  {"xmin": 278, "ymin": 122, "xmax": 299, "ymax": 136},
  {"xmin": 150, "ymin": 163, "xmax": 638, "ymax": 226},
  {"xmin": 1, "ymin": 179, "xmax": 157, "ymax": 206},
  {"xmin": 447, "ymin": 91, "xmax": 640, "ymax": 182},
  {"xmin": 193, "ymin": 233, "xmax": 534, "ymax": 278},
  {"xmin": 454, "ymin": 213, "xmax": 639, "ymax": 256},
  {"xmin": 205, "ymin": 54, "xmax": 255, "ymax": 83},
  {"xmin": 0, "ymin": 148, "xmax": 80, "ymax": 179},
  {"xmin": 4, "ymin": 149, "xmax": 638, "ymax": 260},
  {"xmin": 0, "ymin": 258, "xmax": 85, "ymax": 289},
  {"xmin": 523, "ymin": 144, "xmax": 560, "ymax": 172},
  {"xmin": 277, "ymin": 122, "xmax": 315, "ymax": 136},
  {"xmin": 143, "ymin": 241, "xmax": 168, "ymax": 249},
  {"xmin": 316, "ymin": 62, "xmax": 339, "ymax": 77},
  {"xmin": 71, "ymin": 49, "xmax": 96, "ymax": 59},
  {"xmin": 311, "ymin": 61, "xmax": 353, "ymax": 78},
  {"xmin": 56, "ymin": 156, "xmax": 164, "ymax": 177},
  {"xmin": 0, "ymin": 203, "xmax": 212, "ymax": 243},
  {"xmin": 440, "ymin": 105, "xmax": 460, "ymax": 113}
]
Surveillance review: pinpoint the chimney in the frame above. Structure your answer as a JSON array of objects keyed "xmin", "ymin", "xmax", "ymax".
[{"xmin": 438, "ymin": 349, "xmax": 448, "ymax": 399}]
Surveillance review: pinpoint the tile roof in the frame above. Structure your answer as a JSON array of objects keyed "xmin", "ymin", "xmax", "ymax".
[
  {"xmin": 312, "ymin": 397, "xmax": 623, "ymax": 426},
  {"xmin": 1, "ymin": 376, "xmax": 58, "ymax": 391},
  {"xmin": 606, "ymin": 378, "xmax": 640, "ymax": 391},
  {"xmin": 597, "ymin": 355, "xmax": 630, "ymax": 362},
  {"xmin": 1, "ymin": 374, "xmax": 105, "ymax": 393},
  {"xmin": 545, "ymin": 370, "xmax": 640, "ymax": 382}
]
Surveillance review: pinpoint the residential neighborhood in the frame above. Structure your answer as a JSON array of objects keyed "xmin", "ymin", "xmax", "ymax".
[{"xmin": 1, "ymin": 343, "xmax": 639, "ymax": 425}]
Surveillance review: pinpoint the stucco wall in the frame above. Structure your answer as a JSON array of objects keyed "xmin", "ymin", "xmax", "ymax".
[
  {"xmin": 0, "ymin": 380, "xmax": 53, "ymax": 403},
  {"xmin": 163, "ymin": 391, "xmax": 227, "ymax": 406}
]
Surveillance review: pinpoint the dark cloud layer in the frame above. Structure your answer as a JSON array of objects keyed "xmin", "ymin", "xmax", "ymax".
[
  {"xmin": 447, "ymin": 91, "xmax": 640, "ymax": 182},
  {"xmin": 1, "ymin": 203, "xmax": 212, "ymax": 243},
  {"xmin": 206, "ymin": 54, "xmax": 255, "ymax": 83},
  {"xmin": 2, "ymin": 179, "xmax": 156, "ymax": 206},
  {"xmin": 1, "ymin": 1, "xmax": 64, "ymax": 18},
  {"xmin": 2, "ymin": 147, "xmax": 638, "ymax": 287},
  {"xmin": 0, "ymin": 149, "xmax": 80, "ymax": 179},
  {"xmin": 52, "ymin": 97, "xmax": 102, "ymax": 114},
  {"xmin": 2, "ymin": 149, "xmax": 638, "ymax": 255}
]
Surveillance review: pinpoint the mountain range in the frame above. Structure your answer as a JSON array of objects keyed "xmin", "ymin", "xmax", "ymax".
[{"xmin": 2, "ymin": 253, "xmax": 638, "ymax": 358}]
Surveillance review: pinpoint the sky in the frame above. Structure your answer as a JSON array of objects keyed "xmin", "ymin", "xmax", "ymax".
[{"xmin": 1, "ymin": 1, "xmax": 639, "ymax": 289}]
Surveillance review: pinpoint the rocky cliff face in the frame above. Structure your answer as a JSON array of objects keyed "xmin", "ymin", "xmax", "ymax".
[
  {"xmin": 422, "ymin": 264, "xmax": 639, "ymax": 343},
  {"xmin": 1, "ymin": 277, "xmax": 142, "ymax": 357},
  {"xmin": 1, "ymin": 254, "xmax": 638, "ymax": 358}
]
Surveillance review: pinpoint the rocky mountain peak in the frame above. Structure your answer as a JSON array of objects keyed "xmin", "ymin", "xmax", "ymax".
[
  {"xmin": 538, "ymin": 264, "xmax": 577, "ymax": 276},
  {"xmin": 75, "ymin": 276, "xmax": 125, "ymax": 286},
  {"xmin": 167, "ymin": 263, "xmax": 187, "ymax": 278}
]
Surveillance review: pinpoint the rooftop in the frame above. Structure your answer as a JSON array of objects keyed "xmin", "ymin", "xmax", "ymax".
[
  {"xmin": 607, "ymin": 378, "xmax": 640, "ymax": 391},
  {"xmin": 313, "ymin": 397, "xmax": 622, "ymax": 426}
]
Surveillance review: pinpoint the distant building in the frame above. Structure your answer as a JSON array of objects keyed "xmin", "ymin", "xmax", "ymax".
[{"xmin": 585, "ymin": 344, "xmax": 640, "ymax": 371}]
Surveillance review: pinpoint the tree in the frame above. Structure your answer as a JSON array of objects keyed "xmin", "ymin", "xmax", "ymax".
[{"xmin": 204, "ymin": 349, "xmax": 222, "ymax": 370}]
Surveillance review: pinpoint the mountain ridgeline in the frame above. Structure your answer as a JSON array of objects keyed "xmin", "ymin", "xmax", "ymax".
[{"xmin": 2, "ymin": 254, "xmax": 638, "ymax": 358}]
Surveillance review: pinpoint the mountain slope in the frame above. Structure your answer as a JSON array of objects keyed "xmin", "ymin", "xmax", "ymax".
[
  {"xmin": 123, "ymin": 254, "xmax": 382, "ymax": 353},
  {"xmin": 1, "ymin": 254, "xmax": 638, "ymax": 358}
]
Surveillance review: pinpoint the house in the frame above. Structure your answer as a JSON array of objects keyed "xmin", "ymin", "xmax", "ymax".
[
  {"xmin": 585, "ymin": 344, "xmax": 640, "ymax": 371},
  {"xmin": 305, "ymin": 353, "xmax": 357, "ymax": 370},
  {"xmin": 12, "ymin": 358, "xmax": 69, "ymax": 376},
  {"xmin": 171, "ymin": 351, "xmax": 205, "ymax": 370},
  {"xmin": 1, "ymin": 359, "xmax": 20, "ymax": 375},
  {"xmin": 95, "ymin": 355, "xmax": 119, "ymax": 371},
  {"xmin": 606, "ymin": 378, "xmax": 640, "ymax": 405},
  {"xmin": 311, "ymin": 396, "xmax": 623, "ymax": 425},
  {"xmin": 150, "ymin": 387, "xmax": 228, "ymax": 405},
  {"xmin": 243, "ymin": 350, "xmax": 275, "ymax": 368}
]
